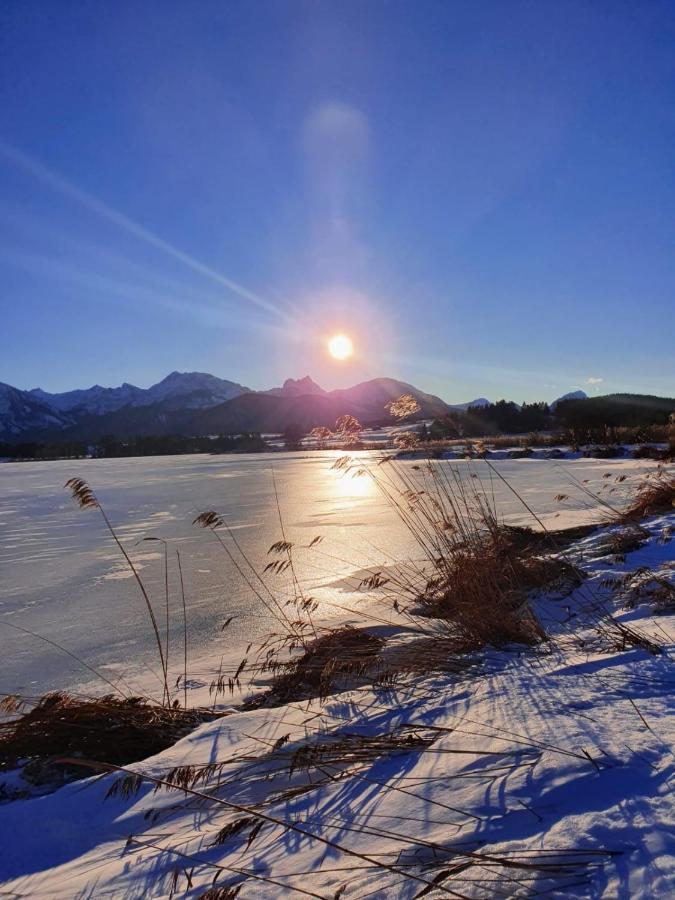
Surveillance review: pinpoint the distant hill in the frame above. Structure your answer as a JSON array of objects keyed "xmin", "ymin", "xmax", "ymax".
[
  {"xmin": 188, "ymin": 377, "xmax": 450, "ymax": 435},
  {"xmin": 329, "ymin": 378, "xmax": 450, "ymax": 420},
  {"xmin": 550, "ymin": 389, "xmax": 588, "ymax": 410},
  {"xmin": 450, "ymin": 397, "xmax": 491, "ymax": 411},
  {"xmin": 265, "ymin": 376, "xmax": 327, "ymax": 398},
  {"xmin": 555, "ymin": 393, "xmax": 675, "ymax": 428}
]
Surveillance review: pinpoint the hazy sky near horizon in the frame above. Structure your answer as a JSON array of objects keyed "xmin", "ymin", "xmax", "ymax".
[{"xmin": 1, "ymin": 1, "xmax": 674, "ymax": 403}]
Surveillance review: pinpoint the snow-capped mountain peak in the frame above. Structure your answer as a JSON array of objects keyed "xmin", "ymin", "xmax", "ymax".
[
  {"xmin": 1, "ymin": 383, "xmax": 74, "ymax": 437},
  {"xmin": 141, "ymin": 372, "xmax": 250, "ymax": 408}
]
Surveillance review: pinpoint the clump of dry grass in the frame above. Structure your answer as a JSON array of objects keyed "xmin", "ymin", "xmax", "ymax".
[
  {"xmin": 332, "ymin": 456, "xmax": 574, "ymax": 651},
  {"xmin": 378, "ymin": 635, "xmax": 482, "ymax": 679},
  {"xmin": 411, "ymin": 534, "xmax": 564, "ymax": 649},
  {"xmin": 587, "ymin": 526, "xmax": 647, "ymax": 562},
  {"xmin": 386, "ymin": 393, "xmax": 422, "ymax": 420},
  {"xmin": 285, "ymin": 726, "xmax": 439, "ymax": 777},
  {"xmin": 581, "ymin": 445, "xmax": 626, "ymax": 459},
  {"xmin": 623, "ymin": 470, "xmax": 675, "ymax": 520},
  {"xmin": 603, "ymin": 567, "xmax": 675, "ymax": 613},
  {"xmin": 408, "ymin": 426, "xmax": 671, "ymax": 457},
  {"xmin": 633, "ymin": 445, "xmax": 672, "ymax": 461},
  {"xmin": 500, "ymin": 523, "xmax": 597, "ymax": 553},
  {"xmin": 0, "ymin": 693, "xmax": 218, "ymax": 784},
  {"xmin": 197, "ymin": 888, "xmax": 242, "ymax": 900},
  {"xmin": 485, "ymin": 434, "xmax": 530, "ymax": 449},
  {"xmin": 246, "ymin": 627, "xmax": 384, "ymax": 707}
]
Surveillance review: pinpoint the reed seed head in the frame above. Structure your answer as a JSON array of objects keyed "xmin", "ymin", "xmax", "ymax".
[{"xmin": 64, "ymin": 477, "xmax": 99, "ymax": 509}]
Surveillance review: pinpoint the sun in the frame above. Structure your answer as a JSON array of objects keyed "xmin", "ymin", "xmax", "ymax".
[{"xmin": 328, "ymin": 333, "xmax": 353, "ymax": 360}]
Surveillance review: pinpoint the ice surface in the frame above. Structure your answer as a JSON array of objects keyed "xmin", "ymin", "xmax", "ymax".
[{"xmin": 0, "ymin": 452, "xmax": 666, "ymax": 696}]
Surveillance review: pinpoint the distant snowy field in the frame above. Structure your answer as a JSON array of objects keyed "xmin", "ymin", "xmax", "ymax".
[{"xmin": 0, "ymin": 452, "xmax": 668, "ymax": 697}]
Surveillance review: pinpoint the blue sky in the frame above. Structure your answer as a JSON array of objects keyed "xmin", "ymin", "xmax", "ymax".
[{"xmin": 1, "ymin": 0, "xmax": 674, "ymax": 403}]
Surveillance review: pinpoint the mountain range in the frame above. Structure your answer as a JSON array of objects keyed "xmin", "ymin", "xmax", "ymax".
[
  {"xmin": 29, "ymin": 371, "xmax": 250, "ymax": 415},
  {"xmin": 0, "ymin": 371, "xmax": 585, "ymax": 443}
]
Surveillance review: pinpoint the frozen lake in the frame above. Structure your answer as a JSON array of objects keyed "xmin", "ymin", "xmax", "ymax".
[{"xmin": 0, "ymin": 451, "xmax": 657, "ymax": 697}]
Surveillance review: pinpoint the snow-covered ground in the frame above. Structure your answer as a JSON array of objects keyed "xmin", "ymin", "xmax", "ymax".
[
  {"xmin": 397, "ymin": 443, "xmax": 669, "ymax": 462},
  {"xmin": 1, "ymin": 505, "xmax": 674, "ymax": 898}
]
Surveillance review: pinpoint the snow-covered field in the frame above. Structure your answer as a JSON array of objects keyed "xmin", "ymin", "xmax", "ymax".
[{"xmin": 0, "ymin": 454, "xmax": 673, "ymax": 898}]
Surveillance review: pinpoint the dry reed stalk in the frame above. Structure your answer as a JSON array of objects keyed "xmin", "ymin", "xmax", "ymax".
[
  {"xmin": 65, "ymin": 478, "xmax": 170, "ymax": 704},
  {"xmin": 0, "ymin": 619, "xmax": 132, "ymax": 699},
  {"xmin": 126, "ymin": 835, "xmax": 328, "ymax": 900},
  {"xmin": 193, "ymin": 510, "xmax": 307, "ymax": 643},
  {"xmin": 271, "ymin": 466, "xmax": 318, "ymax": 638},
  {"xmin": 67, "ymin": 757, "xmax": 478, "ymax": 898},
  {"xmin": 177, "ymin": 549, "xmax": 188, "ymax": 709},
  {"xmin": 94, "ymin": 754, "xmax": 617, "ymax": 898}
]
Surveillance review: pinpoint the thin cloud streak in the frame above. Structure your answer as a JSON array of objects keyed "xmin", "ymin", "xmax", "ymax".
[
  {"xmin": 0, "ymin": 245, "xmax": 272, "ymax": 334},
  {"xmin": 0, "ymin": 140, "xmax": 289, "ymax": 322}
]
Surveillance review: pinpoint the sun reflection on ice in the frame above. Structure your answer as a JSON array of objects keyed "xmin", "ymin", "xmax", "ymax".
[{"xmin": 329, "ymin": 467, "xmax": 377, "ymax": 505}]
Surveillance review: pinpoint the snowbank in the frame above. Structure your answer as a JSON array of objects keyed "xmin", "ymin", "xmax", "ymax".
[{"xmin": 1, "ymin": 511, "xmax": 674, "ymax": 897}]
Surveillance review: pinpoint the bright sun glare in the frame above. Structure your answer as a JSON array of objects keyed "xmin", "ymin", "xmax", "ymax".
[{"xmin": 328, "ymin": 333, "xmax": 353, "ymax": 360}]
